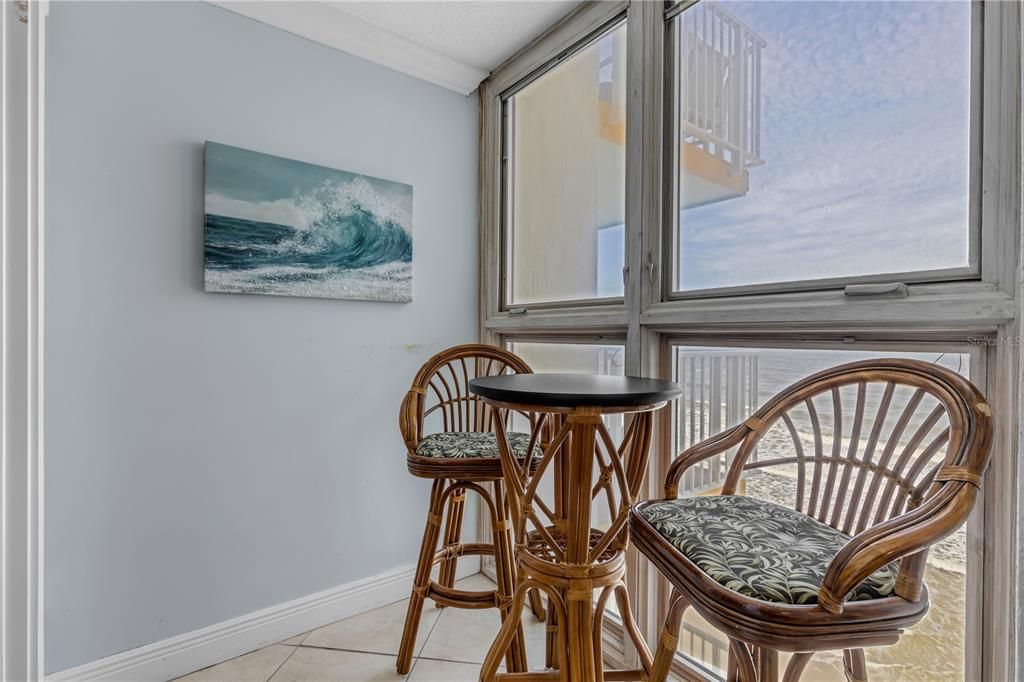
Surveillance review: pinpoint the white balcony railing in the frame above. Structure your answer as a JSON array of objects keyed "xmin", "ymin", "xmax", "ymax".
[
  {"xmin": 680, "ymin": 621, "xmax": 730, "ymax": 675},
  {"xmin": 673, "ymin": 350, "xmax": 760, "ymax": 494},
  {"xmin": 675, "ymin": 1, "xmax": 766, "ymax": 173}
]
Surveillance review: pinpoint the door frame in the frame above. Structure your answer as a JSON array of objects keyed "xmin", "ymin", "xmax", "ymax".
[{"xmin": 2, "ymin": 0, "xmax": 47, "ymax": 678}]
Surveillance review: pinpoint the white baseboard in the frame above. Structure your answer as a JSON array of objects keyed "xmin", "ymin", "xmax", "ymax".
[{"xmin": 47, "ymin": 558, "xmax": 481, "ymax": 682}]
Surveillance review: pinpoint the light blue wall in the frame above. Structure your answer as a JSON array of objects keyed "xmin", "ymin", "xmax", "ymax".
[{"xmin": 45, "ymin": 2, "xmax": 478, "ymax": 673}]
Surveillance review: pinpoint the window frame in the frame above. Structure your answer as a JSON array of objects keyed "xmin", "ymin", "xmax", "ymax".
[
  {"xmin": 494, "ymin": 8, "xmax": 631, "ymax": 313},
  {"xmin": 660, "ymin": 1, "xmax": 985, "ymax": 301},
  {"xmin": 477, "ymin": 1, "xmax": 1022, "ymax": 680}
]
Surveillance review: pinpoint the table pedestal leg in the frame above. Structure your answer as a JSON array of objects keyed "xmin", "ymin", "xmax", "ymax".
[
  {"xmin": 566, "ymin": 589, "xmax": 596, "ymax": 681},
  {"xmin": 564, "ymin": 410, "xmax": 599, "ymax": 681},
  {"xmin": 481, "ymin": 405, "xmax": 658, "ymax": 682},
  {"xmin": 480, "ymin": 580, "xmax": 547, "ymax": 681},
  {"xmin": 492, "ymin": 480, "xmax": 528, "ymax": 673}
]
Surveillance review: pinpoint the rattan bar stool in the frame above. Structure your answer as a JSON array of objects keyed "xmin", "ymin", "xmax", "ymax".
[{"xmin": 396, "ymin": 344, "xmax": 545, "ymax": 675}]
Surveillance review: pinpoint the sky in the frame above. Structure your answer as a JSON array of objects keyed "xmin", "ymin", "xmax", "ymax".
[{"xmin": 677, "ymin": 0, "xmax": 972, "ymax": 291}]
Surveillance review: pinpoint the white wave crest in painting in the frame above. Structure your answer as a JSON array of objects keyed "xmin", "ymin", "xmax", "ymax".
[{"xmin": 294, "ymin": 177, "xmax": 411, "ymax": 233}]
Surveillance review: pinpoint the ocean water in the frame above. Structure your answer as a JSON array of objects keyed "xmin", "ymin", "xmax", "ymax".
[
  {"xmin": 676, "ymin": 348, "xmax": 968, "ymax": 449},
  {"xmin": 753, "ymin": 349, "xmax": 967, "ymax": 404},
  {"xmin": 203, "ymin": 206, "xmax": 412, "ymax": 302}
]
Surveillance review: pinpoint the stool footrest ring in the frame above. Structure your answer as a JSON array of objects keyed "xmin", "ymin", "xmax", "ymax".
[
  {"xmin": 427, "ymin": 582, "xmax": 502, "ymax": 610},
  {"xmin": 431, "ymin": 542, "xmax": 494, "ymax": 566}
]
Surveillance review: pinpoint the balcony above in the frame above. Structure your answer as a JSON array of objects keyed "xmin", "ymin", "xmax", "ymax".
[{"xmin": 676, "ymin": 1, "xmax": 766, "ymax": 210}]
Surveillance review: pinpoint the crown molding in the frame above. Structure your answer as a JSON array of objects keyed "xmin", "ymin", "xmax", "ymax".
[{"xmin": 209, "ymin": 1, "xmax": 488, "ymax": 96}]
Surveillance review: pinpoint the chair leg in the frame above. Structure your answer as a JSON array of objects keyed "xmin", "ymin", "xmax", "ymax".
[
  {"xmin": 435, "ymin": 486, "xmax": 466, "ymax": 606},
  {"xmin": 491, "ymin": 479, "xmax": 527, "ymax": 672},
  {"xmin": 782, "ymin": 653, "xmax": 814, "ymax": 682},
  {"xmin": 649, "ymin": 589, "xmax": 689, "ymax": 682},
  {"xmin": 755, "ymin": 647, "xmax": 779, "ymax": 682},
  {"xmin": 614, "ymin": 581, "xmax": 654, "ymax": 674},
  {"xmin": 397, "ymin": 479, "xmax": 446, "ymax": 674},
  {"xmin": 545, "ymin": 595, "xmax": 560, "ymax": 670},
  {"xmin": 528, "ymin": 586, "xmax": 546, "ymax": 621},
  {"xmin": 593, "ymin": 586, "xmax": 614, "ymax": 682},
  {"xmin": 843, "ymin": 649, "xmax": 868, "ymax": 682},
  {"xmin": 727, "ymin": 639, "xmax": 757, "ymax": 682},
  {"xmin": 480, "ymin": 579, "xmax": 539, "ymax": 682}
]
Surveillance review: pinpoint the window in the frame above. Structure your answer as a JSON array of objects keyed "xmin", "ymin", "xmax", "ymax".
[
  {"xmin": 668, "ymin": 1, "xmax": 974, "ymax": 295},
  {"xmin": 670, "ymin": 346, "xmax": 975, "ymax": 682},
  {"xmin": 504, "ymin": 22, "xmax": 628, "ymax": 306},
  {"xmin": 479, "ymin": 0, "xmax": 1018, "ymax": 678}
]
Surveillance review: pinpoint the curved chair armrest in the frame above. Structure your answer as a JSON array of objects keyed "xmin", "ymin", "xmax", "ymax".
[
  {"xmin": 398, "ymin": 387, "xmax": 424, "ymax": 454},
  {"xmin": 664, "ymin": 423, "xmax": 752, "ymax": 498},
  {"xmin": 818, "ymin": 478, "xmax": 981, "ymax": 614}
]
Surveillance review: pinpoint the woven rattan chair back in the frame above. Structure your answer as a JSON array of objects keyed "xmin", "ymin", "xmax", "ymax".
[
  {"xmin": 732, "ymin": 360, "xmax": 983, "ymax": 527},
  {"xmin": 399, "ymin": 343, "xmax": 533, "ymax": 454}
]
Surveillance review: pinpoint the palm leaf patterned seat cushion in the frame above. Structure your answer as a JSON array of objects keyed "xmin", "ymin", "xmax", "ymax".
[
  {"xmin": 638, "ymin": 495, "xmax": 898, "ymax": 605},
  {"xmin": 414, "ymin": 431, "xmax": 539, "ymax": 459}
]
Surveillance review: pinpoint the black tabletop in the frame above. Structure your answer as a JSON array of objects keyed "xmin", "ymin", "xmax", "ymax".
[{"xmin": 469, "ymin": 373, "xmax": 682, "ymax": 408}]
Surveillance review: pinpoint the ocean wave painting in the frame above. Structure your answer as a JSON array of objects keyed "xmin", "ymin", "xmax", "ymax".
[{"xmin": 203, "ymin": 142, "xmax": 413, "ymax": 302}]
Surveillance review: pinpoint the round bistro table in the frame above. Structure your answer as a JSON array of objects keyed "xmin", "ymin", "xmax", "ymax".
[{"xmin": 469, "ymin": 373, "xmax": 682, "ymax": 682}]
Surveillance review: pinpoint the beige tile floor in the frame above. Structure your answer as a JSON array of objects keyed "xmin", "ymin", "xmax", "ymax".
[{"xmin": 175, "ymin": 574, "xmax": 547, "ymax": 682}]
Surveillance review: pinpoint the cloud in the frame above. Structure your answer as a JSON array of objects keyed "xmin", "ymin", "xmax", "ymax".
[
  {"xmin": 204, "ymin": 193, "xmax": 306, "ymax": 228},
  {"xmin": 677, "ymin": 0, "xmax": 972, "ymax": 290}
]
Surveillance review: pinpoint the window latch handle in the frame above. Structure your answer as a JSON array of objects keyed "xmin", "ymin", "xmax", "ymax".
[
  {"xmin": 843, "ymin": 282, "xmax": 909, "ymax": 298},
  {"xmin": 508, "ymin": 307, "xmax": 528, "ymax": 316}
]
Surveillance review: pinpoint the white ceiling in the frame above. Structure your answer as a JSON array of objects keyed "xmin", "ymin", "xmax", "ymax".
[
  {"xmin": 332, "ymin": 2, "xmax": 579, "ymax": 72},
  {"xmin": 213, "ymin": 1, "xmax": 581, "ymax": 95}
]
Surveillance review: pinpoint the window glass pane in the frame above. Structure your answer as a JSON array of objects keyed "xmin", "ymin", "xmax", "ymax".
[
  {"xmin": 507, "ymin": 340, "xmax": 627, "ymax": 446},
  {"xmin": 509, "ymin": 342, "xmax": 626, "ymax": 377},
  {"xmin": 670, "ymin": 347, "xmax": 970, "ymax": 681},
  {"xmin": 506, "ymin": 22, "xmax": 627, "ymax": 305},
  {"xmin": 671, "ymin": 1, "xmax": 971, "ymax": 292}
]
